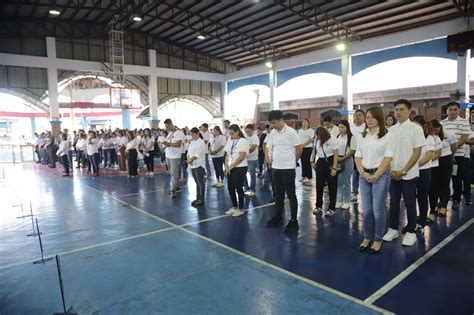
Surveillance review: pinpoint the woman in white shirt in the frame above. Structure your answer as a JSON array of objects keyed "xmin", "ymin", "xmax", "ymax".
[
  {"xmin": 210, "ymin": 126, "xmax": 227, "ymax": 188},
  {"xmin": 298, "ymin": 119, "xmax": 315, "ymax": 184},
  {"xmin": 187, "ymin": 127, "xmax": 207, "ymax": 206},
  {"xmin": 57, "ymin": 133, "xmax": 71, "ymax": 177},
  {"xmin": 125, "ymin": 131, "xmax": 139, "ymax": 177},
  {"xmin": 224, "ymin": 125, "xmax": 249, "ymax": 217},
  {"xmin": 116, "ymin": 130, "xmax": 128, "ymax": 172},
  {"xmin": 427, "ymin": 132, "xmax": 442, "ymax": 223},
  {"xmin": 336, "ymin": 120, "xmax": 356, "ymax": 210},
  {"xmin": 429, "ymin": 119, "xmax": 457, "ymax": 218},
  {"xmin": 87, "ymin": 131, "xmax": 100, "ymax": 176},
  {"xmin": 355, "ymin": 107, "xmax": 393, "ymax": 254},
  {"xmin": 311, "ymin": 127, "xmax": 339, "ymax": 216},
  {"xmin": 179, "ymin": 128, "xmax": 191, "ymax": 183},
  {"xmin": 142, "ymin": 128, "xmax": 155, "ymax": 176},
  {"xmin": 76, "ymin": 133, "xmax": 87, "ymax": 169},
  {"xmin": 413, "ymin": 116, "xmax": 435, "ymax": 230}
]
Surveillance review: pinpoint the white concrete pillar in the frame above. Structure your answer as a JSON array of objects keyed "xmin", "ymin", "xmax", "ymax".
[
  {"xmin": 221, "ymin": 81, "xmax": 227, "ymax": 119},
  {"xmin": 457, "ymin": 49, "xmax": 471, "ymax": 104},
  {"xmin": 269, "ymin": 68, "xmax": 278, "ymax": 110},
  {"xmin": 341, "ymin": 52, "xmax": 353, "ymax": 115},
  {"xmin": 46, "ymin": 37, "xmax": 61, "ymax": 133},
  {"xmin": 148, "ymin": 49, "xmax": 159, "ymax": 128}
]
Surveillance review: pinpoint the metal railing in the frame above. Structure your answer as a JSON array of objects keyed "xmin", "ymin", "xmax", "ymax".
[{"xmin": 0, "ymin": 144, "xmax": 36, "ymax": 164}]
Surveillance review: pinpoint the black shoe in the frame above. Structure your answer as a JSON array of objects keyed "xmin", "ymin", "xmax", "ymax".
[
  {"xmin": 171, "ymin": 191, "xmax": 177, "ymax": 198},
  {"xmin": 452, "ymin": 201, "xmax": 460, "ymax": 210},
  {"xmin": 415, "ymin": 224, "xmax": 425, "ymax": 235},
  {"xmin": 401, "ymin": 225, "xmax": 409, "ymax": 234},
  {"xmin": 325, "ymin": 209, "xmax": 336, "ymax": 216},
  {"xmin": 464, "ymin": 200, "xmax": 472, "ymax": 206},
  {"xmin": 285, "ymin": 219, "xmax": 299, "ymax": 232},
  {"xmin": 193, "ymin": 200, "xmax": 203, "ymax": 206},
  {"xmin": 266, "ymin": 216, "xmax": 283, "ymax": 227},
  {"xmin": 267, "ymin": 198, "xmax": 275, "ymax": 204}
]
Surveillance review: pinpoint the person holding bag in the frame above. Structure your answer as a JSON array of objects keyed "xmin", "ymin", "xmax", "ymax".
[
  {"xmin": 312, "ymin": 127, "xmax": 339, "ymax": 216},
  {"xmin": 336, "ymin": 120, "xmax": 356, "ymax": 210}
]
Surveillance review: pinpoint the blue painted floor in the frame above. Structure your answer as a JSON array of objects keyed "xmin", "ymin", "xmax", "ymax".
[{"xmin": 0, "ymin": 164, "xmax": 472, "ymax": 314}]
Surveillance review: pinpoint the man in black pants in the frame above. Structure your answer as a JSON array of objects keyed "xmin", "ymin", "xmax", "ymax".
[{"xmin": 265, "ymin": 110, "xmax": 303, "ymax": 232}]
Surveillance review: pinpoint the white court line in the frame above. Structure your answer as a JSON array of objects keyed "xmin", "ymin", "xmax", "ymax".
[
  {"xmin": 0, "ymin": 227, "xmax": 175, "ymax": 271},
  {"xmin": 78, "ymin": 181, "xmax": 392, "ymax": 314},
  {"xmin": 116, "ymin": 188, "xmax": 164, "ymax": 198},
  {"xmin": 364, "ymin": 218, "xmax": 474, "ymax": 305}
]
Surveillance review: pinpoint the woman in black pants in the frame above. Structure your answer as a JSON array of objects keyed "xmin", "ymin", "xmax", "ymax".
[
  {"xmin": 126, "ymin": 131, "xmax": 139, "ymax": 177},
  {"xmin": 312, "ymin": 127, "xmax": 339, "ymax": 216},
  {"xmin": 224, "ymin": 124, "xmax": 249, "ymax": 218},
  {"xmin": 299, "ymin": 119, "xmax": 315, "ymax": 184},
  {"xmin": 429, "ymin": 119, "xmax": 457, "ymax": 218},
  {"xmin": 210, "ymin": 126, "xmax": 226, "ymax": 188},
  {"xmin": 142, "ymin": 128, "xmax": 155, "ymax": 176}
]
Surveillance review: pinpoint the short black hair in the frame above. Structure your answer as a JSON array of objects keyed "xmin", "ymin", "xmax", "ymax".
[
  {"xmin": 245, "ymin": 124, "xmax": 255, "ymax": 130},
  {"xmin": 268, "ymin": 110, "xmax": 283, "ymax": 121},
  {"xmin": 223, "ymin": 119, "xmax": 230, "ymax": 124},
  {"xmin": 447, "ymin": 101, "xmax": 460, "ymax": 109},
  {"xmin": 354, "ymin": 109, "xmax": 365, "ymax": 116},
  {"xmin": 323, "ymin": 116, "xmax": 333, "ymax": 123},
  {"xmin": 394, "ymin": 99, "xmax": 412, "ymax": 109},
  {"xmin": 163, "ymin": 118, "xmax": 172, "ymax": 124},
  {"xmin": 201, "ymin": 123, "xmax": 209, "ymax": 128}
]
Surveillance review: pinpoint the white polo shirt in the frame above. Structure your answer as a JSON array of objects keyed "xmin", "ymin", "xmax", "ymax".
[
  {"xmin": 389, "ymin": 120, "xmax": 426, "ymax": 180},
  {"xmin": 87, "ymin": 138, "xmax": 99, "ymax": 155},
  {"xmin": 336, "ymin": 134, "xmax": 356, "ymax": 157},
  {"xmin": 431, "ymin": 135, "xmax": 442, "ymax": 168},
  {"xmin": 210, "ymin": 134, "xmax": 226, "ymax": 158},
  {"xmin": 298, "ymin": 128, "xmax": 315, "ymax": 148},
  {"xmin": 201, "ymin": 131, "xmax": 211, "ymax": 147},
  {"xmin": 246, "ymin": 134, "xmax": 259, "ymax": 161},
  {"xmin": 441, "ymin": 116, "xmax": 471, "ymax": 157},
  {"xmin": 224, "ymin": 137, "xmax": 249, "ymax": 168},
  {"xmin": 464, "ymin": 130, "xmax": 473, "ymax": 158},
  {"xmin": 327, "ymin": 125, "xmax": 340, "ymax": 138},
  {"xmin": 165, "ymin": 129, "xmax": 185, "ymax": 159},
  {"xmin": 267, "ymin": 124, "xmax": 301, "ymax": 170},
  {"xmin": 440, "ymin": 130, "xmax": 458, "ymax": 157},
  {"xmin": 351, "ymin": 123, "xmax": 366, "ymax": 139},
  {"xmin": 187, "ymin": 138, "xmax": 206, "ymax": 169},
  {"xmin": 355, "ymin": 129, "xmax": 394, "ymax": 169},
  {"xmin": 315, "ymin": 137, "xmax": 338, "ymax": 158},
  {"xmin": 419, "ymin": 135, "xmax": 435, "ymax": 170}
]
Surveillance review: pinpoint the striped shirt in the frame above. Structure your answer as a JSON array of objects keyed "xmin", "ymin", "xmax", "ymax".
[{"xmin": 441, "ymin": 116, "xmax": 471, "ymax": 157}]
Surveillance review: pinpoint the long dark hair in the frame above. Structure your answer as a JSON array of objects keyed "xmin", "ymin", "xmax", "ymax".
[
  {"xmin": 413, "ymin": 115, "xmax": 431, "ymax": 138},
  {"xmin": 127, "ymin": 131, "xmax": 135, "ymax": 141},
  {"xmin": 190, "ymin": 127, "xmax": 203, "ymax": 139},
  {"xmin": 229, "ymin": 124, "xmax": 245, "ymax": 138},
  {"xmin": 362, "ymin": 107, "xmax": 387, "ymax": 138},
  {"xmin": 386, "ymin": 114, "xmax": 397, "ymax": 127},
  {"xmin": 337, "ymin": 119, "xmax": 352, "ymax": 146},
  {"xmin": 430, "ymin": 119, "xmax": 444, "ymax": 140},
  {"xmin": 213, "ymin": 126, "xmax": 223, "ymax": 135},
  {"xmin": 315, "ymin": 127, "xmax": 331, "ymax": 145}
]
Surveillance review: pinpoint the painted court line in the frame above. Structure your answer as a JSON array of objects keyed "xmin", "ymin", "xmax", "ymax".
[
  {"xmin": 79, "ymin": 181, "xmax": 393, "ymax": 314},
  {"xmin": 364, "ymin": 218, "xmax": 474, "ymax": 305},
  {"xmin": 0, "ymin": 227, "xmax": 175, "ymax": 271},
  {"xmin": 116, "ymin": 188, "xmax": 164, "ymax": 198}
]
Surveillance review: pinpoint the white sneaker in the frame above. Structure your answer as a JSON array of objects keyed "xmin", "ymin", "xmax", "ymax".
[
  {"xmin": 335, "ymin": 202, "xmax": 343, "ymax": 208},
  {"xmin": 149, "ymin": 172, "xmax": 154, "ymax": 176},
  {"xmin": 232, "ymin": 209, "xmax": 245, "ymax": 217},
  {"xmin": 225, "ymin": 208, "xmax": 237, "ymax": 215},
  {"xmin": 341, "ymin": 203, "xmax": 351, "ymax": 210},
  {"xmin": 402, "ymin": 232, "xmax": 417, "ymax": 246},
  {"xmin": 216, "ymin": 182, "xmax": 225, "ymax": 188},
  {"xmin": 245, "ymin": 190, "xmax": 256, "ymax": 197},
  {"xmin": 383, "ymin": 228, "xmax": 400, "ymax": 242},
  {"xmin": 211, "ymin": 182, "xmax": 218, "ymax": 187},
  {"xmin": 299, "ymin": 178, "xmax": 305, "ymax": 182}
]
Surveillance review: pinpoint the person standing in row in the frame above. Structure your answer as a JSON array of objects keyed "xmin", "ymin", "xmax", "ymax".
[
  {"xmin": 200, "ymin": 123, "xmax": 212, "ymax": 178},
  {"xmin": 355, "ymin": 107, "xmax": 393, "ymax": 254},
  {"xmin": 244, "ymin": 124, "xmax": 259, "ymax": 197},
  {"xmin": 383, "ymin": 99, "xmax": 425, "ymax": 247},
  {"xmin": 187, "ymin": 127, "xmax": 206, "ymax": 206},
  {"xmin": 462, "ymin": 131, "xmax": 474, "ymax": 205},
  {"xmin": 323, "ymin": 116, "xmax": 340, "ymax": 138},
  {"xmin": 257, "ymin": 127, "xmax": 267, "ymax": 178},
  {"xmin": 141, "ymin": 128, "xmax": 155, "ymax": 176},
  {"xmin": 440, "ymin": 102, "xmax": 471, "ymax": 210},
  {"xmin": 298, "ymin": 119, "xmax": 315, "ymax": 185},
  {"xmin": 265, "ymin": 110, "xmax": 302, "ymax": 231},
  {"xmin": 76, "ymin": 133, "xmax": 87, "ymax": 169},
  {"xmin": 210, "ymin": 126, "xmax": 226, "ymax": 188},
  {"xmin": 429, "ymin": 120, "xmax": 457, "ymax": 218},
  {"xmin": 117, "ymin": 130, "xmax": 127, "ymax": 172},
  {"xmin": 336, "ymin": 120, "xmax": 356, "ymax": 210},
  {"xmin": 224, "ymin": 125, "xmax": 249, "ymax": 218},
  {"xmin": 351, "ymin": 109, "xmax": 366, "ymax": 201},
  {"xmin": 312, "ymin": 127, "xmax": 339, "ymax": 216},
  {"xmin": 158, "ymin": 130, "xmax": 168, "ymax": 171},
  {"xmin": 222, "ymin": 120, "xmax": 230, "ymax": 139},
  {"xmin": 87, "ymin": 131, "xmax": 100, "ymax": 177},
  {"xmin": 57, "ymin": 133, "xmax": 71, "ymax": 177},
  {"xmin": 125, "ymin": 131, "xmax": 139, "ymax": 178},
  {"xmin": 426, "ymin": 124, "xmax": 442, "ymax": 223},
  {"xmin": 162, "ymin": 119, "xmax": 185, "ymax": 198},
  {"xmin": 179, "ymin": 128, "xmax": 190, "ymax": 183},
  {"xmin": 412, "ymin": 115, "xmax": 435, "ymax": 232}
]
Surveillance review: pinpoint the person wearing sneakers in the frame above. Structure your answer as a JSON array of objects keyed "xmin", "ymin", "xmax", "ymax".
[
  {"xmin": 335, "ymin": 120, "xmax": 356, "ymax": 210},
  {"xmin": 412, "ymin": 115, "xmax": 435, "ymax": 233},
  {"xmin": 57, "ymin": 132, "xmax": 71, "ymax": 177},
  {"xmin": 243, "ymin": 124, "xmax": 259, "ymax": 197},
  {"xmin": 298, "ymin": 119, "xmax": 315, "ymax": 185},
  {"xmin": 350, "ymin": 109, "xmax": 366, "ymax": 201},
  {"xmin": 383, "ymin": 99, "xmax": 425, "ymax": 247},
  {"xmin": 200, "ymin": 123, "xmax": 212, "ymax": 178},
  {"xmin": 187, "ymin": 127, "xmax": 206, "ymax": 206},
  {"xmin": 224, "ymin": 125, "xmax": 249, "ymax": 218},
  {"xmin": 142, "ymin": 128, "xmax": 155, "ymax": 176},
  {"xmin": 312, "ymin": 127, "xmax": 339, "ymax": 216},
  {"xmin": 265, "ymin": 110, "xmax": 302, "ymax": 231},
  {"xmin": 162, "ymin": 119, "xmax": 185, "ymax": 198},
  {"xmin": 210, "ymin": 126, "xmax": 226, "ymax": 188},
  {"xmin": 355, "ymin": 107, "xmax": 393, "ymax": 254}
]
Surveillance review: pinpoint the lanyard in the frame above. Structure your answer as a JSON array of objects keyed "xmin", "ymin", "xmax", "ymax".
[{"xmin": 230, "ymin": 139, "xmax": 240, "ymax": 156}]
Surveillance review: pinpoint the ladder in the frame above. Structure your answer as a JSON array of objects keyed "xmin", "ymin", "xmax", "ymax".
[{"xmin": 109, "ymin": 15, "xmax": 125, "ymax": 84}]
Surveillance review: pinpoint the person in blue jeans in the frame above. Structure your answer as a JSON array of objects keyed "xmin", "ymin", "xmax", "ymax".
[
  {"xmin": 244, "ymin": 124, "xmax": 260, "ymax": 197},
  {"xmin": 355, "ymin": 107, "xmax": 393, "ymax": 254},
  {"xmin": 335, "ymin": 120, "xmax": 356, "ymax": 209}
]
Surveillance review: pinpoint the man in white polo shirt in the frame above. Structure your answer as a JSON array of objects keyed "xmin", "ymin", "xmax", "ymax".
[
  {"xmin": 243, "ymin": 124, "xmax": 259, "ymax": 197},
  {"xmin": 265, "ymin": 110, "xmax": 303, "ymax": 232},
  {"xmin": 200, "ymin": 123, "xmax": 212, "ymax": 178},
  {"xmin": 440, "ymin": 102, "xmax": 471, "ymax": 210},
  {"xmin": 162, "ymin": 118, "xmax": 185, "ymax": 198},
  {"xmin": 350, "ymin": 109, "xmax": 366, "ymax": 201},
  {"xmin": 383, "ymin": 99, "xmax": 425, "ymax": 247},
  {"xmin": 323, "ymin": 116, "xmax": 340, "ymax": 138}
]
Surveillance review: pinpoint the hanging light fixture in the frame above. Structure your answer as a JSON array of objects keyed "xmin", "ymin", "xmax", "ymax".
[{"xmin": 49, "ymin": 9, "xmax": 61, "ymax": 15}]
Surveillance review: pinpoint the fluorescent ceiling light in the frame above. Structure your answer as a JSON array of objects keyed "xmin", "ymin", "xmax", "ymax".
[
  {"xmin": 197, "ymin": 35, "xmax": 206, "ymax": 40},
  {"xmin": 133, "ymin": 16, "xmax": 142, "ymax": 22},
  {"xmin": 336, "ymin": 42, "xmax": 346, "ymax": 51},
  {"xmin": 49, "ymin": 9, "xmax": 60, "ymax": 15},
  {"xmin": 265, "ymin": 61, "xmax": 273, "ymax": 69}
]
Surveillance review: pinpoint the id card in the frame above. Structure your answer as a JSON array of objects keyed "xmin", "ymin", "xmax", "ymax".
[{"xmin": 452, "ymin": 164, "xmax": 458, "ymax": 176}]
